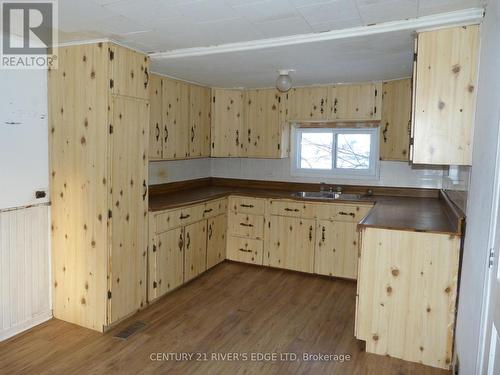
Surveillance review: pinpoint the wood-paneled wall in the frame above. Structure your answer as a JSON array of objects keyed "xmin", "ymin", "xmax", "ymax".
[{"xmin": 0, "ymin": 205, "xmax": 51, "ymax": 341}]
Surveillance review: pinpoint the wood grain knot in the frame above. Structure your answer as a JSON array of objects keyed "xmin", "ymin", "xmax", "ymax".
[
  {"xmin": 438, "ymin": 101, "xmax": 445, "ymax": 110},
  {"xmin": 372, "ymin": 334, "xmax": 379, "ymax": 341},
  {"xmin": 451, "ymin": 64, "xmax": 461, "ymax": 74},
  {"xmin": 81, "ymin": 298, "xmax": 86, "ymax": 305},
  {"xmin": 391, "ymin": 269, "xmax": 399, "ymax": 277},
  {"xmin": 444, "ymin": 286, "xmax": 451, "ymax": 294}
]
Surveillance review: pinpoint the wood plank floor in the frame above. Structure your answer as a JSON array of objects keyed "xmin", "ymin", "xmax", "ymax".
[{"xmin": 0, "ymin": 262, "xmax": 450, "ymax": 375}]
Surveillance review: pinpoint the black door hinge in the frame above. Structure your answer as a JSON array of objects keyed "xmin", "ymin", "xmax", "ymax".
[
  {"xmin": 153, "ymin": 281, "xmax": 157, "ymax": 288},
  {"xmin": 413, "ymin": 53, "xmax": 417, "ymax": 62},
  {"xmin": 109, "ymin": 124, "xmax": 113, "ymax": 134},
  {"xmin": 108, "ymin": 209, "xmax": 112, "ymax": 219},
  {"xmin": 107, "ymin": 290, "xmax": 112, "ymax": 299},
  {"xmin": 109, "ymin": 49, "xmax": 114, "ymax": 61},
  {"xmin": 110, "ymin": 79, "xmax": 114, "ymax": 89},
  {"xmin": 375, "ymin": 89, "xmax": 378, "ymax": 97},
  {"xmin": 153, "ymin": 244, "xmax": 156, "ymax": 252}
]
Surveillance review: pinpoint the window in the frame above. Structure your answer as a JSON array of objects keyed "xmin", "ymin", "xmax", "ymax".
[{"xmin": 291, "ymin": 126, "xmax": 379, "ymax": 178}]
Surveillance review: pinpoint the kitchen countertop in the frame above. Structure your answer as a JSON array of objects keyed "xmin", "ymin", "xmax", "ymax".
[{"xmin": 149, "ymin": 184, "xmax": 463, "ymax": 236}]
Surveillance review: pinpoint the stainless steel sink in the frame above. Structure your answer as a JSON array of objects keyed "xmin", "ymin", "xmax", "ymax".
[{"xmin": 292, "ymin": 191, "xmax": 364, "ymax": 200}]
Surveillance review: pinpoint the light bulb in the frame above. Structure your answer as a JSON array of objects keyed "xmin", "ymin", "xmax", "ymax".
[{"xmin": 276, "ymin": 69, "xmax": 294, "ymax": 92}]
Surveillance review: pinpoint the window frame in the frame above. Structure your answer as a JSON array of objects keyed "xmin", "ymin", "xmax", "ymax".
[{"xmin": 290, "ymin": 125, "xmax": 380, "ymax": 180}]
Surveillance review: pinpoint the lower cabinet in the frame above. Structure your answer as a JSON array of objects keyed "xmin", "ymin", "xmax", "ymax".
[
  {"xmin": 155, "ymin": 227, "xmax": 184, "ymax": 296},
  {"xmin": 207, "ymin": 214, "xmax": 227, "ymax": 269},
  {"xmin": 267, "ymin": 215, "xmax": 316, "ymax": 273},
  {"xmin": 227, "ymin": 236, "xmax": 263, "ymax": 265},
  {"xmin": 184, "ymin": 220, "xmax": 208, "ymax": 282},
  {"xmin": 355, "ymin": 227, "xmax": 460, "ymax": 369},
  {"xmin": 315, "ymin": 220, "xmax": 359, "ymax": 279}
]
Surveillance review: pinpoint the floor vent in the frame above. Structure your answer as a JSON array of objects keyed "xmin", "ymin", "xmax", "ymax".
[{"xmin": 113, "ymin": 321, "xmax": 146, "ymax": 340}]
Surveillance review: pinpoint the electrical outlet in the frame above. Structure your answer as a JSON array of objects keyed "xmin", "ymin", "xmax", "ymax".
[{"xmin": 35, "ymin": 189, "xmax": 47, "ymax": 199}]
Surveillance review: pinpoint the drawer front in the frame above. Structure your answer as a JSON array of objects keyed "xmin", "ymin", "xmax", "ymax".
[
  {"xmin": 229, "ymin": 196, "xmax": 266, "ymax": 215},
  {"xmin": 269, "ymin": 200, "xmax": 316, "ymax": 218},
  {"xmin": 228, "ymin": 212, "xmax": 264, "ymax": 239},
  {"xmin": 203, "ymin": 198, "xmax": 228, "ymax": 219},
  {"xmin": 227, "ymin": 236, "xmax": 263, "ymax": 265},
  {"xmin": 156, "ymin": 204, "xmax": 204, "ymax": 232},
  {"xmin": 334, "ymin": 204, "xmax": 372, "ymax": 222}
]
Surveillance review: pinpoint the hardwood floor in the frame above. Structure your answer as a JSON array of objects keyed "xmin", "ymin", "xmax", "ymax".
[{"xmin": 0, "ymin": 262, "xmax": 450, "ymax": 375}]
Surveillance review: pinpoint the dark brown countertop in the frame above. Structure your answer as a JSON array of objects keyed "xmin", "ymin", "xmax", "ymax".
[{"xmin": 149, "ymin": 179, "xmax": 463, "ymax": 236}]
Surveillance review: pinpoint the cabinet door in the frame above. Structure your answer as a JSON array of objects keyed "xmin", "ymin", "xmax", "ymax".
[
  {"xmin": 413, "ymin": 25, "xmax": 479, "ymax": 165},
  {"xmin": 380, "ymin": 79, "xmax": 411, "ymax": 161},
  {"xmin": 207, "ymin": 214, "xmax": 227, "ymax": 269},
  {"xmin": 315, "ymin": 220, "xmax": 359, "ymax": 279},
  {"xmin": 109, "ymin": 44, "xmax": 149, "ymax": 100},
  {"xmin": 211, "ymin": 89, "xmax": 244, "ymax": 157},
  {"xmin": 184, "ymin": 220, "xmax": 207, "ymax": 282},
  {"xmin": 244, "ymin": 89, "xmax": 284, "ymax": 158},
  {"xmin": 148, "ymin": 73, "xmax": 163, "ymax": 159},
  {"xmin": 163, "ymin": 78, "xmax": 190, "ymax": 159},
  {"xmin": 153, "ymin": 227, "xmax": 184, "ymax": 300},
  {"xmin": 268, "ymin": 216, "xmax": 315, "ymax": 273},
  {"xmin": 331, "ymin": 83, "xmax": 381, "ymax": 121},
  {"xmin": 189, "ymin": 84, "xmax": 211, "ymax": 157},
  {"xmin": 109, "ymin": 96, "xmax": 149, "ymax": 324},
  {"xmin": 288, "ymin": 86, "xmax": 329, "ymax": 121}
]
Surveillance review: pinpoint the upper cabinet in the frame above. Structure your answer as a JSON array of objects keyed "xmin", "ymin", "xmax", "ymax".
[
  {"xmin": 211, "ymin": 89, "xmax": 245, "ymax": 157},
  {"xmin": 244, "ymin": 89, "xmax": 289, "ymax": 158},
  {"xmin": 148, "ymin": 74, "xmax": 211, "ymax": 160},
  {"xmin": 189, "ymin": 84, "xmax": 211, "ymax": 158},
  {"xmin": 380, "ymin": 78, "xmax": 412, "ymax": 161},
  {"xmin": 148, "ymin": 74, "xmax": 163, "ymax": 160},
  {"xmin": 412, "ymin": 25, "xmax": 479, "ymax": 165},
  {"xmin": 287, "ymin": 86, "xmax": 329, "ymax": 122},
  {"xmin": 109, "ymin": 44, "xmax": 149, "ymax": 100},
  {"xmin": 331, "ymin": 83, "xmax": 382, "ymax": 121},
  {"xmin": 163, "ymin": 78, "xmax": 190, "ymax": 159}
]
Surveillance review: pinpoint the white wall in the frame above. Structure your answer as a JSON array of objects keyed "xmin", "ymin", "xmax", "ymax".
[
  {"xmin": 149, "ymin": 158, "xmax": 444, "ymax": 189},
  {"xmin": 455, "ymin": 0, "xmax": 500, "ymax": 373},
  {"xmin": 0, "ymin": 68, "xmax": 49, "ymax": 209},
  {"xmin": 0, "ymin": 63, "xmax": 52, "ymax": 340}
]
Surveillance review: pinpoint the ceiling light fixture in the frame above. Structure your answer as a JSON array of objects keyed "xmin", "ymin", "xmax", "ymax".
[{"xmin": 276, "ymin": 69, "xmax": 294, "ymax": 92}]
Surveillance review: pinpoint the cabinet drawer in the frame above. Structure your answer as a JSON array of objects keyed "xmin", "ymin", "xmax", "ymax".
[
  {"xmin": 227, "ymin": 236, "xmax": 263, "ymax": 265},
  {"xmin": 202, "ymin": 198, "xmax": 227, "ymax": 218},
  {"xmin": 334, "ymin": 204, "xmax": 372, "ymax": 222},
  {"xmin": 156, "ymin": 204, "xmax": 204, "ymax": 232},
  {"xmin": 228, "ymin": 212, "xmax": 264, "ymax": 239},
  {"xmin": 269, "ymin": 200, "xmax": 316, "ymax": 218},
  {"xmin": 229, "ymin": 196, "xmax": 266, "ymax": 215}
]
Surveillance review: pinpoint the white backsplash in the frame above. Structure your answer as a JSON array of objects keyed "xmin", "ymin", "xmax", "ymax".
[
  {"xmin": 149, "ymin": 158, "xmax": 212, "ymax": 185},
  {"xmin": 150, "ymin": 158, "xmax": 444, "ymax": 189}
]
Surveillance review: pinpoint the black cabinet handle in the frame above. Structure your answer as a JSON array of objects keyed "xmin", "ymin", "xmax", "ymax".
[
  {"xmin": 191, "ymin": 126, "xmax": 195, "ymax": 142},
  {"xmin": 239, "ymin": 223, "xmax": 254, "ymax": 227},
  {"xmin": 164, "ymin": 126, "xmax": 168, "ymax": 143},
  {"xmin": 338, "ymin": 211, "xmax": 355, "ymax": 217},
  {"xmin": 322, "ymin": 226, "xmax": 325, "ymax": 241},
  {"xmin": 309, "ymin": 226, "xmax": 313, "ymax": 241},
  {"xmin": 240, "ymin": 204, "xmax": 254, "ymax": 208},
  {"xmin": 238, "ymin": 248, "xmax": 252, "ymax": 253},
  {"xmin": 203, "ymin": 208, "xmax": 213, "ymax": 214},
  {"xmin": 144, "ymin": 67, "xmax": 149, "ymax": 89},
  {"xmin": 285, "ymin": 208, "xmax": 299, "ymax": 212},
  {"xmin": 186, "ymin": 232, "xmax": 191, "ymax": 248},
  {"xmin": 155, "ymin": 123, "xmax": 160, "ymax": 141},
  {"xmin": 208, "ymin": 224, "xmax": 213, "ymax": 240},
  {"xmin": 142, "ymin": 180, "xmax": 147, "ymax": 201},
  {"xmin": 179, "ymin": 214, "xmax": 190, "ymax": 220}
]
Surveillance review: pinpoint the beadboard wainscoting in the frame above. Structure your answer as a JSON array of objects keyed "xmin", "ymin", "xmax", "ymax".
[{"xmin": 0, "ymin": 204, "xmax": 52, "ymax": 341}]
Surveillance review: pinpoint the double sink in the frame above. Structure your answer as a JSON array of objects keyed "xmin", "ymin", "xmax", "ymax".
[{"xmin": 292, "ymin": 191, "xmax": 367, "ymax": 201}]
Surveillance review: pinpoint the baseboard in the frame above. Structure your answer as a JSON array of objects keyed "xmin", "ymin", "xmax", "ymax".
[{"xmin": 0, "ymin": 311, "xmax": 53, "ymax": 342}]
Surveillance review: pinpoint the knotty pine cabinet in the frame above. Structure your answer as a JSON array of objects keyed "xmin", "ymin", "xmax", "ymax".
[
  {"xmin": 49, "ymin": 42, "xmax": 149, "ymax": 331},
  {"xmin": 412, "ymin": 25, "xmax": 479, "ymax": 165},
  {"xmin": 211, "ymin": 89, "xmax": 245, "ymax": 157},
  {"xmin": 380, "ymin": 78, "xmax": 412, "ymax": 161},
  {"xmin": 244, "ymin": 89, "xmax": 289, "ymax": 158},
  {"xmin": 268, "ymin": 215, "xmax": 316, "ymax": 273},
  {"xmin": 355, "ymin": 227, "xmax": 460, "ymax": 369},
  {"xmin": 148, "ymin": 198, "xmax": 227, "ymax": 302},
  {"xmin": 148, "ymin": 74, "xmax": 211, "ymax": 160},
  {"xmin": 287, "ymin": 86, "xmax": 330, "ymax": 122}
]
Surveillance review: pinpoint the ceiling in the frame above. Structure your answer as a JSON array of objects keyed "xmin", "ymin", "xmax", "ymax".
[{"xmin": 57, "ymin": 0, "xmax": 485, "ymax": 87}]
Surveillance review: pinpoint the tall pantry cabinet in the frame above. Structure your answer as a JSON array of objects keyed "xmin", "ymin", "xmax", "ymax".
[{"xmin": 49, "ymin": 42, "xmax": 150, "ymax": 332}]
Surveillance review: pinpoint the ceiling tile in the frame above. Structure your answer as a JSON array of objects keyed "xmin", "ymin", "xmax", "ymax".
[
  {"xmin": 309, "ymin": 17, "xmax": 362, "ymax": 32},
  {"xmin": 418, "ymin": 0, "xmax": 483, "ymax": 17},
  {"xmin": 176, "ymin": 0, "xmax": 240, "ymax": 22},
  {"xmin": 94, "ymin": 15, "xmax": 151, "ymax": 35},
  {"xmin": 58, "ymin": 0, "xmax": 119, "ymax": 32},
  {"xmin": 357, "ymin": 0, "xmax": 418, "ymax": 24},
  {"xmin": 231, "ymin": 0, "xmax": 298, "ymax": 23},
  {"xmin": 296, "ymin": 0, "xmax": 361, "ymax": 26},
  {"xmin": 103, "ymin": 0, "xmax": 183, "ymax": 24},
  {"xmin": 254, "ymin": 16, "xmax": 313, "ymax": 37}
]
